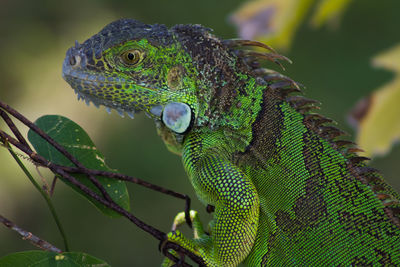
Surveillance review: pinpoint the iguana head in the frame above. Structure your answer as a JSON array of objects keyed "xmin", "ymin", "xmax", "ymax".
[
  {"xmin": 63, "ymin": 19, "xmax": 281, "ymax": 153},
  {"xmin": 62, "ymin": 19, "xmax": 199, "ymax": 135}
]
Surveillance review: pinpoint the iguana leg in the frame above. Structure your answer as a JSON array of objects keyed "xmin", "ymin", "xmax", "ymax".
[{"xmin": 162, "ymin": 132, "xmax": 260, "ymax": 267}]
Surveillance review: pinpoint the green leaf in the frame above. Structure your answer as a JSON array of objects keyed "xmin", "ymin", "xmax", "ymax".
[
  {"xmin": 28, "ymin": 115, "xmax": 130, "ymax": 217},
  {"xmin": 0, "ymin": 251, "xmax": 110, "ymax": 267},
  {"xmin": 349, "ymin": 44, "xmax": 400, "ymax": 157}
]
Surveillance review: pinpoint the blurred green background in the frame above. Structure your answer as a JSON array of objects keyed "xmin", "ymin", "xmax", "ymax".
[{"xmin": 0, "ymin": 0, "xmax": 399, "ymax": 266}]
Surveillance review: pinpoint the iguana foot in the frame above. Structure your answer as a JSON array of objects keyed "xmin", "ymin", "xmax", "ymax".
[{"xmin": 160, "ymin": 210, "xmax": 213, "ymax": 266}]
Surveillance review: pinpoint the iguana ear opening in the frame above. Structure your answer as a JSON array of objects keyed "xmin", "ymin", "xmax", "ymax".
[{"xmin": 162, "ymin": 102, "xmax": 192, "ymax": 134}]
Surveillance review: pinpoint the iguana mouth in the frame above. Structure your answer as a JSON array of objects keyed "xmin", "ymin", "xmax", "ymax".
[
  {"xmin": 65, "ymin": 75, "xmax": 138, "ymax": 118},
  {"xmin": 63, "ymin": 71, "xmax": 141, "ymax": 118}
]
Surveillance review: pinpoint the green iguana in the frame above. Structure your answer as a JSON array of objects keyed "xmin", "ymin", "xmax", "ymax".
[{"xmin": 62, "ymin": 19, "xmax": 400, "ymax": 266}]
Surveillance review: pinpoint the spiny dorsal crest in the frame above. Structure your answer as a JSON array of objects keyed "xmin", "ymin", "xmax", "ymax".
[{"xmin": 224, "ymin": 38, "xmax": 400, "ymax": 226}]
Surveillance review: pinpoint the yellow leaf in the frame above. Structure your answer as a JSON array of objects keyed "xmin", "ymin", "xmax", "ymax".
[
  {"xmin": 352, "ymin": 44, "xmax": 400, "ymax": 157},
  {"xmin": 310, "ymin": 0, "xmax": 353, "ymax": 28},
  {"xmin": 230, "ymin": 0, "xmax": 315, "ymax": 50}
]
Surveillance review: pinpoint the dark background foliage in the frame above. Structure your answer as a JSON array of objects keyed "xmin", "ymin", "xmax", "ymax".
[{"xmin": 1, "ymin": 0, "xmax": 399, "ymax": 266}]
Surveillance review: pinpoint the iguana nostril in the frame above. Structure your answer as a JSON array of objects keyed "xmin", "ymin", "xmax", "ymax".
[
  {"xmin": 69, "ymin": 56, "xmax": 76, "ymax": 66},
  {"xmin": 69, "ymin": 55, "xmax": 80, "ymax": 66}
]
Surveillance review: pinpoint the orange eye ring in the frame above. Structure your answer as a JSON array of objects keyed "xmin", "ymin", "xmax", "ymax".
[{"xmin": 121, "ymin": 49, "xmax": 142, "ymax": 66}]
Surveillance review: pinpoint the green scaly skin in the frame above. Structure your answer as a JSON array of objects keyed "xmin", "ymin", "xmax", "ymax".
[{"xmin": 62, "ymin": 19, "xmax": 400, "ymax": 266}]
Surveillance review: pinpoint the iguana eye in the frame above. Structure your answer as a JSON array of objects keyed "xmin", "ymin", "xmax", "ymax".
[{"xmin": 121, "ymin": 49, "xmax": 141, "ymax": 66}]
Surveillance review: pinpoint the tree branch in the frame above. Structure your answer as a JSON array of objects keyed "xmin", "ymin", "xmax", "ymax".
[{"xmin": 0, "ymin": 214, "xmax": 62, "ymax": 253}]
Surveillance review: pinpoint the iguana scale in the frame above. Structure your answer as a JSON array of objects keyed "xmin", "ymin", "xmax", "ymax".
[{"xmin": 62, "ymin": 19, "xmax": 400, "ymax": 266}]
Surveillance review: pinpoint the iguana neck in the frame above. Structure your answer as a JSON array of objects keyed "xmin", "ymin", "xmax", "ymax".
[{"xmin": 172, "ymin": 25, "xmax": 264, "ymax": 138}]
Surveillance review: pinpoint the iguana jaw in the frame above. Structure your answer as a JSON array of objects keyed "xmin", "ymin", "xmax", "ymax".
[{"xmin": 62, "ymin": 44, "xmax": 168, "ymax": 119}]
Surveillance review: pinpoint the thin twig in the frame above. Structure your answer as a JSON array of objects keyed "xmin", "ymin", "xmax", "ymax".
[
  {"xmin": 60, "ymin": 166, "xmax": 193, "ymax": 227},
  {"xmin": 50, "ymin": 176, "xmax": 58, "ymax": 196},
  {"xmin": 36, "ymin": 165, "xmax": 51, "ymax": 194},
  {"xmin": 0, "ymin": 109, "xmax": 31, "ymax": 148},
  {"xmin": 0, "ymin": 214, "xmax": 62, "ymax": 253}
]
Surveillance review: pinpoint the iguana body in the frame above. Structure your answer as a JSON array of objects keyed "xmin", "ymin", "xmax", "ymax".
[{"xmin": 62, "ymin": 19, "xmax": 400, "ymax": 266}]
